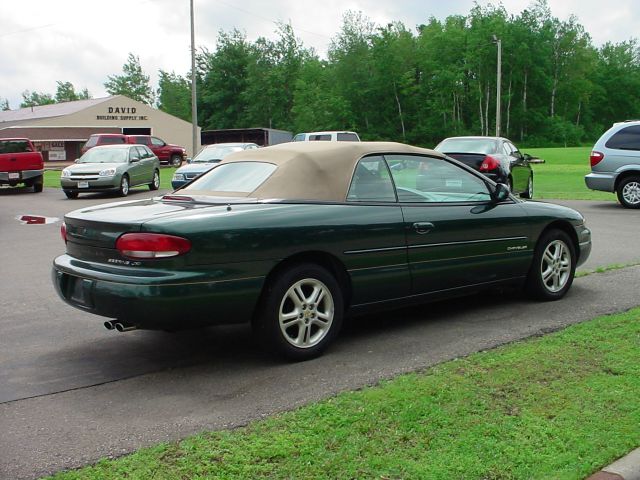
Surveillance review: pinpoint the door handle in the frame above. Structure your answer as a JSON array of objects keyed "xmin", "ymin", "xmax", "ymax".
[{"xmin": 413, "ymin": 222, "xmax": 434, "ymax": 234}]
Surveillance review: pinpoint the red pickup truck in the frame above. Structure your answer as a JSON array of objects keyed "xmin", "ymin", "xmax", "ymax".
[
  {"xmin": 0, "ymin": 138, "xmax": 44, "ymax": 192},
  {"xmin": 81, "ymin": 134, "xmax": 187, "ymax": 166}
]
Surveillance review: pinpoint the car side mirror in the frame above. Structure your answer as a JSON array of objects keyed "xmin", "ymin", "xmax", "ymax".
[
  {"xmin": 186, "ymin": 157, "xmax": 192, "ymax": 164},
  {"xmin": 491, "ymin": 183, "xmax": 511, "ymax": 202},
  {"xmin": 130, "ymin": 157, "xmax": 140, "ymax": 163}
]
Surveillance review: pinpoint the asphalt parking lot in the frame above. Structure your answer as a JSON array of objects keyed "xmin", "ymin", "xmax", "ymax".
[{"xmin": 1, "ymin": 187, "xmax": 639, "ymax": 479}]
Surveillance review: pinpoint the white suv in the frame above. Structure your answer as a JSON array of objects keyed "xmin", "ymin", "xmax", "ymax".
[
  {"xmin": 292, "ymin": 131, "xmax": 360, "ymax": 142},
  {"xmin": 585, "ymin": 121, "xmax": 640, "ymax": 208}
]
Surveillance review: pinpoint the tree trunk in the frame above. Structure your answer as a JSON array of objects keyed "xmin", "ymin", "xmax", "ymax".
[
  {"xmin": 521, "ymin": 69, "xmax": 528, "ymax": 141},
  {"xmin": 478, "ymin": 81, "xmax": 484, "ymax": 135},
  {"xmin": 393, "ymin": 82, "xmax": 406, "ymax": 140},
  {"xmin": 484, "ymin": 83, "xmax": 490, "ymax": 136},
  {"xmin": 576, "ymin": 100, "xmax": 581, "ymax": 126},
  {"xmin": 506, "ymin": 73, "xmax": 512, "ymax": 137}
]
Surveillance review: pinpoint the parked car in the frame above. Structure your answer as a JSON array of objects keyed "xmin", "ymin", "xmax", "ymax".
[
  {"xmin": 81, "ymin": 134, "xmax": 187, "ymax": 166},
  {"xmin": 434, "ymin": 136, "xmax": 534, "ymax": 198},
  {"xmin": 585, "ymin": 120, "xmax": 640, "ymax": 208},
  {"xmin": 292, "ymin": 131, "xmax": 361, "ymax": 142},
  {"xmin": 0, "ymin": 138, "xmax": 44, "ymax": 192},
  {"xmin": 80, "ymin": 133, "xmax": 127, "ymax": 155},
  {"xmin": 171, "ymin": 142, "xmax": 259, "ymax": 189},
  {"xmin": 60, "ymin": 144, "xmax": 160, "ymax": 198},
  {"xmin": 53, "ymin": 142, "xmax": 590, "ymax": 360},
  {"xmin": 126, "ymin": 135, "xmax": 187, "ymax": 167}
]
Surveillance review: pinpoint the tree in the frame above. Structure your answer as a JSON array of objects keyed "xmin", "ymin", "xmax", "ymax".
[
  {"xmin": 20, "ymin": 90, "xmax": 56, "ymax": 108},
  {"xmin": 104, "ymin": 53, "xmax": 154, "ymax": 105},
  {"xmin": 0, "ymin": 98, "xmax": 9, "ymax": 110},
  {"xmin": 55, "ymin": 81, "xmax": 90, "ymax": 103},
  {"xmin": 157, "ymin": 71, "xmax": 191, "ymax": 121}
]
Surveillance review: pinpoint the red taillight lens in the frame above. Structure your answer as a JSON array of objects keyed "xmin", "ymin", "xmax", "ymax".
[
  {"xmin": 480, "ymin": 155, "xmax": 500, "ymax": 172},
  {"xmin": 115, "ymin": 233, "xmax": 191, "ymax": 259},
  {"xmin": 60, "ymin": 222, "xmax": 67, "ymax": 243},
  {"xmin": 590, "ymin": 151, "xmax": 604, "ymax": 167}
]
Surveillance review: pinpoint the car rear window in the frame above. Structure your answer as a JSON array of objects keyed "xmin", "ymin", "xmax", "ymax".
[
  {"xmin": 100, "ymin": 136, "xmax": 126, "ymax": 145},
  {"xmin": 309, "ymin": 134, "xmax": 332, "ymax": 141},
  {"xmin": 436, "ymin": 138, "xmax": 498, "ymax": 154},
  {"xmin": 0, "ymin": 140, "xmax": 32, "ymax": 153},
  {"xmin": 605, "ymin": 125, "xmax": 640, "ymax": 150},
  {"xmin": 183, "ymin": 162, "xmax": 277, "ymax": 194}
]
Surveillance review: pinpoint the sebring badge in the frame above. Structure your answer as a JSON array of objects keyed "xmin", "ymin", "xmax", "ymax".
[
  {"xmin": 507, "ymin": 245, "xmax": 528, "ymax": 251},
  {"xmin": 107, "ymin": 258, "xmax": 142, "ymax": 266}
]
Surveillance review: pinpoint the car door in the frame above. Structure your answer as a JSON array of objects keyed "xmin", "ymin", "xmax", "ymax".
[
  {"xmin": 151, "ymin": 137, "xmax": 168, "ymax": 161},
  {"xmin": 504, "ymin": 141, "xmax": 529, "ymax": 191},
  {"xmin": 137, "ymin": 146, "xmax": 155, "ymax": 183},
  {"xmin": 344, "ymin": 155, "xmax": 411, "ymax": 305},
  {"xmin": 127, "ymin": 147, "xmax": 144, "ymax": 186},
  {"xmin": 386, "ymin": 154, "xmax": 532, "ymax": 295}
]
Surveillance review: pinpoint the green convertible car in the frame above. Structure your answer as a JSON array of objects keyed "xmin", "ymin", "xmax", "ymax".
[{"xmin": 53, "ymin": 142, "xmax": 591, "ymax": 360}]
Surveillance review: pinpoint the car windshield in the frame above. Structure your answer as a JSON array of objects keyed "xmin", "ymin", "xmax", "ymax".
[
  {"xmin": 192, "ymin": 146, "xmax": 244, "ymax": 163},
  {"xmin": 183, "ymin": 161, "xmax": 276, "ymax": 193},
  {"xmin": 436, "ymin": 138, "xmax": 498, "ymax": 154},
  {"xmin": 78, "ymin": 148, "xmax": 129, "ymax": 164}
]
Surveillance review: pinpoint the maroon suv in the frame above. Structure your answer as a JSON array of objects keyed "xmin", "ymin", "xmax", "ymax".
[{"xmin": 81, "ymin": 134, "xmax": 187, "ymax": 166}]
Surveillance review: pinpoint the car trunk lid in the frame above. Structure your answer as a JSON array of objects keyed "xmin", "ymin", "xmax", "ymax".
[{"xmin": 443, "ymin": 152, "xmax": 486, "ymax": 171}]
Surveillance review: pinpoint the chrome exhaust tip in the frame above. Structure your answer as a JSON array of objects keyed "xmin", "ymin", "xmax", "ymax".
[
  {"xmin": 114, "ymin": 322, "xmax": 137, "ymax": 332},
  {"xmin": 104, "ymin": 320, "xmax": 116, "ymax": 330}
]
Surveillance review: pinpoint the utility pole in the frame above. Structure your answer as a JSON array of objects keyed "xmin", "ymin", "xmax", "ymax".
[
  {"xmin": 493, "ymin": 35, "xmax": 502, "ymax": 138},
  {"xmin": 190, "ymin": 0, "xmax": 198, "ymax": 157}
]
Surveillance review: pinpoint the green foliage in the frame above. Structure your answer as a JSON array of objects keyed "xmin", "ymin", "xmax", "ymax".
[
  {"xmin": 55, "ymin": 81, "xmax": 90, "ymax": 103},
  {"xmin": 181, "ymin": 1, "xmax": 640, "ymax": 145},
  {"xmin": 104, "ymin": 53, "xmax": 154, "ymax": 105},
  {"xmin": 0, "ymin": 97, "xmax": 9, "ymax": 110},
  {"xmin": 48, "ymin": 307, "xmax": 640, "ymax": 479},
  {"xmin": 20, "ymin": 90, "xmax": 55, "ymax": 108},
  {"xmin": 157, "ymin": 71, "xmax": 191, "ymax": 121}
]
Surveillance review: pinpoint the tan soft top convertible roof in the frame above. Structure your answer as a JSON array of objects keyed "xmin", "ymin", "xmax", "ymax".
[{"xmin": 217, "ymin": 141, "xmax": 444, "ymax": 202}]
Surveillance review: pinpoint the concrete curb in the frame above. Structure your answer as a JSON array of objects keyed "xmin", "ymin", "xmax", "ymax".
[{"xmin": 587, "ymin": 447, "xmax": 640, "ymax": 480}]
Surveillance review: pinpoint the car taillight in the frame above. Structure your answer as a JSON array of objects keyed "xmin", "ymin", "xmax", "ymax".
[
  {"xmin": 590, "ymin": 151, "xmax": 604, "ymax": 167},
  {"xmin": 60, "ymin": 222, "xmax": 67, "ymax": 243},
  {"xmin": 116, "ymin": 233, "xmax": 191, "ymax": 259},
  {"xmin": 480, "ymin": 155, "xmax": 500, "ymax": 172}
]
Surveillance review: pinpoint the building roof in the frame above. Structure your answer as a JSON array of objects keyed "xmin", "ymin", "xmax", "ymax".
[{"xmin": 0, "ymin": 97, "xmax": 113, "ymax": 124}]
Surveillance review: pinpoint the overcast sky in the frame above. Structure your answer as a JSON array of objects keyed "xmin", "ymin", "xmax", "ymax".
[{"xmin": 1, "ymin": 0, "xmax": 637, "ymax": 110}]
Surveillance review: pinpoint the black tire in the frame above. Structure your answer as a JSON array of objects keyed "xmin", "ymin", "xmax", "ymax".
[
  {"xmin": 32, "ymin": 176, "xmax": 44, "ymax": 193},
  {"xmin": 170, "ymin": 155, "xmax": 182, "ymax": 167},
  {"xmin": 119, "ymin": 174, "xmax": 130, "ymax": 197},
  {"xmin": 616, "ymin": 175, "xmax": 640, "ymax": 209},
  {"xmin": 149, "ymin": 169, "xmax": 160, "ymax": 190},
  {"xmin": 64, "ymin": 190, "xmax": 78, "ymax": 199},
  {"xmin": 520, "ymin": 174, "xmax": 534, "ymax": 199},
  {"xmin": 253, "ymin": 263, "xmax": 344, "ymax": 361},
  {"xmin": 525, "ymin": 229, "xmax": 576, "ymax": 301}
]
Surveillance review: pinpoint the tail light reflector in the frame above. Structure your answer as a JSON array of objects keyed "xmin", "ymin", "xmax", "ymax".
[
  {"xmin": 60, "ymin": 222, "xmax": 67, "ymax": 243},
  {"xmin": 480, "ymin": 155, "xmax": 500, "ymax": 172},
  {"xmin": 590, "ymin": 151, "xmax": 604, "ymax": 167},
  {"xmin": 116, "ymin": 233, "xmax": 191, "ymax": 259}
]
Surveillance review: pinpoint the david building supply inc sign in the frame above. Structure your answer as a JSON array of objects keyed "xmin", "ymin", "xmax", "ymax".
[{"xmin": 96, "ymin": 107, "xmax": 149, "ymax": 122}]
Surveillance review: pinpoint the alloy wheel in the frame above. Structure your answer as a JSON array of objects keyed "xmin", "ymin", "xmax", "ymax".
[
  {"xmin": 540, "ymin": 239, "xmax": 571, "ymax": 293},
  {"xmin": 622, "ymin": 181, "xmax": 640, "ymax": 206},
  {"xmin": 278, "ymin": 278, "xmax": 334, "ymax": 349}
]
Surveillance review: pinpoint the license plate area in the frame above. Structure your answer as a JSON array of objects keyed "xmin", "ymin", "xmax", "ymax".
[
  {"xmin": 62, "ymin": 274, "xmax": 94, "ymax": 308},
  {"xmin": 8, "ymin": 172, "xmax": 20, "ymax": 180},
  {"xmin": 78, "ymin": 181, "xmax": 89, "ymax": 188}
]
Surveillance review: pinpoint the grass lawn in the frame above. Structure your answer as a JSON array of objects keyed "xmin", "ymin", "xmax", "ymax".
[
  {"xmin": 44, "ymin": 148, "xmax": 615, "ymax": 202},
  {"xmin": 526, "ymin": 147, "xmax": 613, "ymax": 201},
  {"xmin": 49, "ymin": 306, "xmax": 640, "ymax": 480}
]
